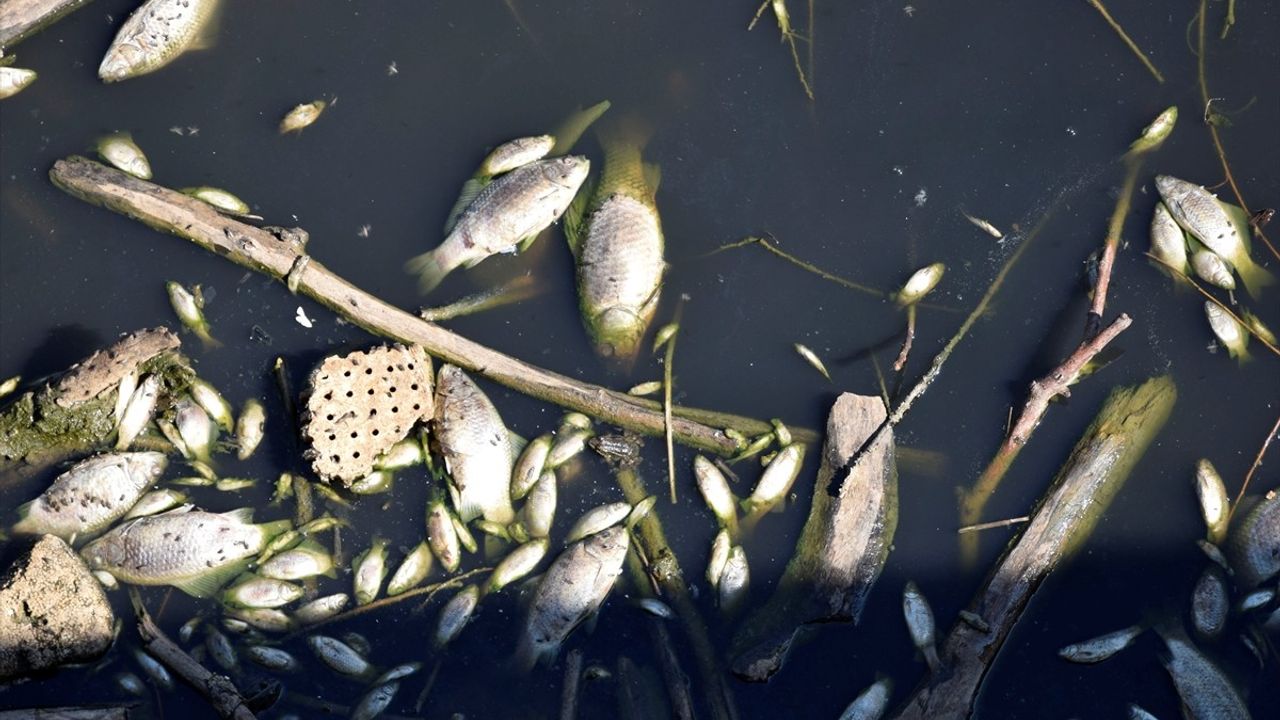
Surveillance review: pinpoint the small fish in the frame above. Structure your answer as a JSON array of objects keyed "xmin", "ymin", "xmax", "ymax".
[
  {"xmin": 178, "ymin": 616, "xmax": 202, "ymax": 644},
  {"xmin": 116, "ymin": 374, "xmax": 160, "ymax": 450},
  {"xmin": 352, "ymin": 682, "xmax": 399, "ymax": 720},
  {"xmin": 259, "ymin": 539, "xmax": 335, "ymax": 581},
  {"xmin": 223, "ymin": 574, "xmax": 304, "ymax": 609},
  {"xmin": 375, "ymin": 662, "xmax": 422, "ymax": 684},
  {"xmin": 771, "ymin": 419, "xmax": 793, "ymax": 446},
  {"xmin": 488, "ymin": 538, "xmax": 549, "ymax": 594},
  {"xmin": 547, "ymin": 428, "xmax": 592, "ymax": 469},
  {"xmin": 1204, "ymin": 302, "xmax": 1250, "ymax": 361},
  {"xmin": 1196, "ymin": 539, "xmax": 1233, "ymax": 575},
  {"xmin": 520, "ymin": 469, "xmax": 557, "ymax": 539},
  {"xmin": 627, "ymin": 380, "xmax": 663, "ymax": 396},
  {"xmin": 0, "ymin": 66, "xmax": 37, "ymax": 99},
  {"xmin": 903, "ymin": 581, "xmax": 940, "ymax": 672},
  {"xmin": 350, "ymin": 470, "xmax": 395, "ymax": 495},
  {"xmin": 1127, "ymin": 704, "xmax": 1160, "ymax": 720},
  {"xmin": 706, "ymin": 528, "xmax": 731, "ymax": 591},
  {"xmin": 182, "ymin": 186, "xmax": 255, "ymax": 217},
  {"xmin": 1229, "ymin": 492, "xmax": 1279, "ymax": 587},
  {"xmin": 235, "ymin": 399, "xmax": 266, "ymax": 460},
  {"xmin": 626, "ymin": 495, "xmax": 656, "ymax": 528},
  {"xmin": 353, "ymin": 537, "xmax": 390, "ymax": 606},
  {"xmin": 189, "ymin": 378, "xmax": 234, "ymax": 431},
  {"xmin": 962, "ymin": 211, "xmax": 1004, "ymax": 239},
  {"xmin": 408, "ymin": 156, "xmax": 590, "ymax": 292},
  {"xmin": 111, "ymin": 371, "xmax": 139, "ymax": 425},
  {"xmin": 115, "ymin": 671, "xmax": 146, "ymax": 696},
  {"xmin": 894, "ymin": 263, "xmax": 945, "ymax": 306},
  {"xmin": 99, "ymin": 0, "xmax": 220, "ymax": 81},
  {"xmin": 1157, "ymin": 175, "xmax": 1275, "ymax": 298},
  {"xmin": 1057, "ymin": 625, "xmax": 1143, "ymax": 663},
  {"xmin": 97, "ymin": 132, "xmax": 152, "ymax": 179},
  {"xmin": 309, "ymin": 635, "xmax": 372, "ymax": 678},
  {"xmin": 81, "ymin": 507, "xmax": 291, "ymax": 597},
  {"xmin": 279, "ymin": 100, "xmax": 327, "ymax": 134},
  {"xmin": 452, "ymin": 513, "xmax": 478, "ymax": 554},
  {"xmin": 511, "ymin": 434, "xmax": 553, "ymax": 500},
  {"xmin": 1238, "ymin": 587, "xmax": 1275, "ymax": 613},
  {"xmin": 636, "ymin": 598, "xmax": 674, "ymax": 619},
  {"xmin": 0, "ymin": 374, "xmax": 19, "ymax": 399},
  {"xmin": 13, "ymin": 452, "xmax": 167, "ymax": 540},
  {"xmin": 694, "ymin": 455, "xmax": 739, "ymax": 535},
  {"xmin": 717, "ymin": 545, "xmax": 750, "ymax": 615},
  {"xmin": 205, "ymin": 627, "xmax": 238, "ymax": 672},
  {"xmin": 342, "ymin": 632, "xmax": 372, "ymax": 657},
  {"xmin": 435, "ymin": 584, "xmax": 481, "ymax": 650},
  {"xmin": 293, "ymin": 593, "xmax": 349, "ymax": 625},
  {"xmin": 228, "ymin": 607, "xmax": 292, "ymax": 633},
  {"xmin": 793, "ymin": 343, "xmax": 832, "ymax": 381},
  {"xmin": 564, "ymin": 502, "xmax": 631, "ymax": 544},
  {"xmin": 217, "ymin": 477, "xmax": 256, "ymax": 493},
  {"xmin": 1159, "ymin": 629, "xmax": 1250, "ymax": 720},
  {"xmin": 175, "ymin": 398, "xmax": 215, "ymax": 462},
  {"xmin": 1194, "ymin": 459, "xmax": 1229, "ymax": 545},
  {"xmin": 387, "ymin": 541, "xmax": 434, "ymax": 596},
  {"xmin": 374, "ymin": 437, "xmax": 425, "ymax": 471},
  {"xmin": 123, "ymin": 488, "xmax": 189, "ymax": 520},
  {"xmin": 838, "ymin": 677, "xmax": 893, "ymax": 720},
  {"xmin": 1191, "ymin": 566, "xmax": 1229, "ymax": 640},
  {"xmin": 165, "ymin": 281, "xmax": 220, "ymax": 347},
  {"xmin": 481, "ymin": 135, "xmax": 557, "ymax": 176},
  {"xmin": 474, "ymin": 519, "xmax": 511, "ymax": 541},
  {"xmin": 1240, "ymin": 309, "xmax": 1277, "ymax": 346},
  {"xmin": 515, "ymin": 526, "xmax": 629, "ymax": 670},
  {"xmin": 1189, "ymin": 247, "xmax": 1237, "ymax": 290},
  {"xmin": 1129, "ymin": 106, "xmax": 1178, "ymax": 153},
  {"xmin": 426, "ymin": 495, "xmax": 463, "ymax": 572},
  {"xmin": 246, "ymin": 645, "xmax": 297, "ymax": 671},
  {"xmin": 433, "ymin": 365, "xmax": 516, "ymax": 523},
  {"xmin": 1149, "ymin": 202, "xmax": 1190, "ymax": 277},
  {"xmin": 94, "ymin": 570, "xmax": 119, "ymax": 589},
  {"xmin": 652, "ymin": 323, "xmax": 678, "ymax": 353},
  {"xmin": 132, "ymin": 648, "xmax": 174, "ymax": 690},
  {"xmin": 570, "ymin": 120, "xmax": 664, "ymax": 363},
  {"xmin": 743, "ymin": 443, "xmax": 805, "ymax": 515},
  {"xmin": 220, "ymin": 617, "xmax": 250, "ymax": 634}
]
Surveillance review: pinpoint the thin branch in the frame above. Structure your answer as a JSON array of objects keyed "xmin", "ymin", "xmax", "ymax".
[
  {"xmin": 957, "ymin": 516, "xmax": 1030, "ymax": 534},
  {"xmin": 893, "ymin": 305, "xmax": 918, "ymax": 372},
  {"xmin": 1145, "ymin": 252, "xmax": 1280, "ymax": 358},
  {"xmin": 706, "ymin": 236, "xmax": 886, "ymax": 297},
  {"xmin": 1085, "ymin": 0, "xmax": 1164, "ymax": 83},
  {"xmin": 1229, "ymin": 410, "xmax": 1280, "ymax": 522},
  {"xmin": 662, "ymin": 300, "xmax": 687, "ymax": 504},
  {"xmin": 1086, "ymin": 157, "xmax": 1143, "ymax": 337},
  {"xmin": 283, "ymin": 568, "xmax": 488, "ymax": 638}
]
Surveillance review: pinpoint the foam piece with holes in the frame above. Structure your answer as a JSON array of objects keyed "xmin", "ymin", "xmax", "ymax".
[{"xmin": 301, "ymin": 344, "xmax": 434, "ymax": 485}]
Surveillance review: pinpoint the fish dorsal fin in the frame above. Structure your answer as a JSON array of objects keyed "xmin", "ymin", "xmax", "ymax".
[
  {"xmin": 174, "ymin": 556, "xmax": 252, "ymax": 598},
  {"xmin": 445, "ymin": 177, "xmax": 491, "ymax": 236},
  {"xmin": 222, "ymin": 507, "xmax": 254, "ymax": 524},
  {"xmin": 562, "ymin": 177, "xmax": 594, "ymax": 258},
  {"xmin": 643, "ymin": 162, "xmax": 662, "ymax": 194}
]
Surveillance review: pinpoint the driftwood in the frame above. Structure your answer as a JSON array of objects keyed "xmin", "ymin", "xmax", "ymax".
[
  {"xmin": 731, "ymin": 393, "xmax": 897, "ymax": 681},
  {"xmin": 0, "ymin": 709, "xmax": 130, "ymax": 720},
  {"xmin": 648, "ymin": 618, "xmax": 697, "ymax": 720},
  {"xmin": 46, "ymin": 155, "xmax": 788, "ymax": 456},
  {"xmin": 129, "ymin": 591, "xmax": 257, "ymax": 720},
  {"xmin": 0, "ymin": 0, "xmax": 92, "ymax": 49},
  {"xmin": 889, "ymin": 375, "xmax": 1176, "ymax": 720},
  {"xmin": 559, "ymin": 648, "xmax": 584, "ymax": 720}
]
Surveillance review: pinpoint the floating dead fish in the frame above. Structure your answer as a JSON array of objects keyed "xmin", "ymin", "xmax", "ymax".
[
  {"xmin": 350, "ymin": 470, "xmax": 395, "ymax": 495},
  {"xmin": 1194, "ymin": 459, "xmax": 1229, "ymax": 545},
  {"xmin": 426, "ymin": 495, "xmax": 463, "ymax": 573},
  {"xmin": 1157, "ymin": 175, "xmax": 1275, "ymax": 298},
  {"xmin": 1130, "ymin": 106, "xmax": 1177, "ymax": 153},
  {"xmin": 1057, "ymin": 625, "xmax": 1143, "ymax": 663},
  {"xmin": 259, "ymin": 539, "xmax": 335, "ymax": 581},
  {"xmin": 0, "ymin": 65, "xmax": 37, "ymax": 99},
  {"xmin": 1196, "ymin": 539, "xmax": 1233, "ymax": 575},
  {"xmin": 97, "ymin": 133, "xmax": 152, "ymax": 178},
  {"xmin": 190, "ymin": 378, "xmax": 234, "ymax": 431},
  {"xmin": 115, "ymin": 671, "xmax": 146, "ymax": 696},
  {"xmin": 1149, "ymin": 202, "xmax": 1190, "ymax": 277},
  {"xmin": 387, "ymin": 541, "xmax": 434, "ymax": 596},
  {"xmin": 706, "ymin": 528, "xmax": 731, "ymax": 591},
  {"xmin": 1240, "ymin": 310, "xmax": 1277, "ymax": 346},
  {"xmin": 1204, "ymin": 302, "xmax": 1249, "ymax": 361},
  {"xmin": 246, "ymin": 645, "xmax": 297, "ymax": 671},
  {"xmin": 839, "ymin": 676, "xmax": 892, "ymax": 720},
  {"xmin": 743, "ymin": 443, "xmax": 805, "ymax": 516},
  {"xmin": 1127, "ymin": 704, "xmax": 1160, "ymax": 720},
  {"xmin": 793, "ymin": 343, "xmax": 831, "ymax": 381},
  {"xmin": 435, "ymin": 584, "xmax": 481, "ymax": 650},
  {"xmin": 13, "ymin": 451, "xmax": 167, "ymax": 540},
  {"xmin": 205, "ymin": 626, "xmax": 238, "ymax": 672},
  {"xmin": 1189, "ymin": 247, "xmax": 1236, "ymax": 290},
  {"xmin": 695, "ymin": 455, "xmax": 739, "ymax": 536},
  {"xmin": 628, "ymin": 380, "xmax": 663, "ymax": 396},
  {"xmin": 223, "ymin": 574, "xmax": 303, "ymax": 609},
  {"xmin": 1238, "ymin": 587, "xmax": 1275, "ymax": 613},
  {"xmin": 487, "ymin": 538, "xmax": 549, "ymax": 594},
  {"xmin": 99, "ymin": 0, "xmax": 221, "ymax": 82},
  {"xmin": 375, "ymin": 662, "xmax": 421, "ymax": 684},
  {"xmin": 0, "ymin": 374, "xmax": 19, "ymax": 398},
  {"xmin": 652, "ymin": 323, "xmax": 678, "ymax": 353},
  {"xmin": 235, "ymin": 399, "xmax": 266, "ymax": 460},
  {"xmin": 353, "ymin": 537, "xmax": 390, "ymax": 606},
  {"xmin": 1159, "ymin": 629, "xmax": 1250, "ymax": 720},
  {"xmin": 520, "ymin": 470, "xmax": 557, "ymax": 539},
  {"xmin": 1191, "ymin": 566, "xmax": 1229, "ymax": 640},
  {"xmin": 116, "ymin": 374, "xmax": 160, "ymax": 450},
  {"xmin": 228, "ymin": 607, "xmax": 292, "ymax": 633},
  {"xmin": 132, "ymin": 648, "xmax": 174, "ymax": 690},
  {"xmin": 902, "ymin": 581, "xmax": 940, "ymax": 672},
  {"xmin": 309, "ymin": 635, "xmax": 371, "ymax": 678},
  {"xmin": 1229, "ymin": 492, "xmax": 1280, "ymax": 587},
  {"xmin": 175, "ymin": 398, "xmax": 215, "ymax": 462},
  {"xmin": 293, "ymin": 593, "xmax": 349, "ymax": 625},
  {"xmin": 894, "ymin": 263, "xmax": 945, "ymax": 307},
  {"xmin": 564, "ymin": 502, "xmax": 631, "ymax": 543},
  {"xmin": 374, "ymin": 437, "xmax": 425, "ymax": 471},
  {"xmin": 635, "ymin": 598, "xmax": 674, "ymax": 619},
  {"xmin": 626, "ymin": 495, "xmax": 656, "ymax": 528},
  {"xmin": 718, "ymin": 545, "xmax": 750, "ymax": 616},
  {"xmin": 279, "ymin": 100, "xmax": 327, "ymax": 134},
  {"xmin": 182, "ymin": 186, "xmax": 255, "ymax": 218},
  {"xmin": 352, "ymin": 681, "xmax": 399, "ymax": 720},
  {"xmin": 434, "ymin": 365, "xmax": 516, "ymax": 523},
  {"xmin": 511, "ymin": 434, "xmax": 553, "ymax": 500}
]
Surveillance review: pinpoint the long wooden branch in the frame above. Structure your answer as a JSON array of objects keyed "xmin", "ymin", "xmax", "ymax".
[
  {"xmin": 0, "ymin": 0, "xmax": 92, "ymax": 48},
  {"xmin": 48, "ymin": 156, "xmax": 756, "ymax": 454},
  {"xmin": 890, "ymin": 375, "xmax": 1176, "ymax": 720}
]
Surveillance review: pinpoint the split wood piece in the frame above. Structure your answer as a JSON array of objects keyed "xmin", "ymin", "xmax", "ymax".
[
  {"xmin": 48, "ymin": 156, "xmax": 746, "ymax": 456},
  {"xmin": 559, "ymin": 648, "xmax": 583, "ymax": 720},
  {"xmin": 889, "ymin": 375, "xmax": 1176, "ymax": 720},
  {"xmin": 731, "ymin": 393, "xmax": 897, "ymax": 682},
  {"xmin": 0, "ymin": 0, "xmax": 93, "ymax": 49},
  {"xmin": 131, "ymin": 591, "xmax": 258, "ymax": 720}
]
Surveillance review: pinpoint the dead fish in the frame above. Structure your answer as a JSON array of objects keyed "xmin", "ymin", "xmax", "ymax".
[
  {"xmin": 222, "ymin": 574, "xmax": 304, "ymax": 609},
  {"xmin": 903, "ymin": 581, "xmax": 940, "ymax": 672},
  {"xmin": 1157, "ymin": 175, "xmax": 1275, "ymax": 298},
  {"xmin": 838, "ymin": 676, "xmax": 893, "ymax": 720},
  {"xmin": 547, "ymin": 428, "xmax": 592, "ymax": 469},
  {"xmin": 0, "ymin": 374, "xmax": 20, "ymax": 399},
  {"xmin": 181, "ymin": 186, "xmax": 255, "ymax": 217},
  {"xmin": 97, "ymin": 132, "xmax": 152, "ymax": 178},
  {"xmin": 1192, "ymin": 566, "xmax": 1229, "ymax": 641},
  {"xmin": 99, "ymin": 0, "xmax": 221, "ymax": 82},
  {"xmin": 511, "ymin": 434, "xmax": 553, "ymax": 500},
  {"xmin": 258, "ymin": 539, "xmax": 335, "ymax": 581},
  {"xmin": 174, "ymin": 398, "xmax": 215, "ymax": 462},
  {"xmin": 246, "ymin": 645, "xmax": 297, "ymax": 672},
  {"xmin": 1237, "ymin": 587, "xmax": 1275, "ymax": 613},
  {"xmin": 718, "ymin": 545, "xmax": 750, "ymax": 616},
  {"xmin": 514, "ymin": 525, "xmax": 629, "ymax": 670},
  {"xmin": 1159, "ymin": 629, "xmax": 1250, "ymax": 720},
  {"xmin": 308, "ymin": 635, "xmax": 372, "ymax": 678},
  {"xmin": 706, "ymin": 528, "xmax": 731, "ymax": 591},
  {"xmin": 1204, "ymin": 302, "xmax": 1250, "ymax": 361},
  {"xmin": 205, "ymin": 626, "xmax": 237, "ymax": 672},
  {"xmin": 189, "ymin": 378, "xmax": 234, "ymax": 431},
  {"xmin": 352, "ymin": 682, "xmax": 399, "ymax": 720},
  {"xmin": 793, "ymin": 343, "xmax": 832, "ymax": 381},
  {"xmin": 228, "ymin": 607, "xmax": 292, "ymax": 633},
  {"xmin": 564, "ymin": 502, "xmax": 631, "ymax": 543},
  {"xmin": 353, "ymin": 537, "xmax": 390, "ymax": 606},
  {"xmin": 1130, "ymin": 106, "xmax": 1178, "ymax": 153},
  {"xmin": 482, "ymin": 135, "xmax": 557, "ymax": 176},
  {"xmin": 1229, "ymin": 491, "xmax": 1280, "ymax": 587},
  {"xmin": 743, "ymin": 443, "xmax": 805, "ymax": 515},
  {"xmin": 635, "ymin": 598, "xmax": 674, "ymax": 619},
  {"xmin": 81, "ymin": 507, "xmax": 291, "ymax": 597},
  {"xmin": 962, "ymin": 211, "xmax": 1003, "ymax": 239},
  {"xmin": 1189, "ymin": 247, "xmax": 1237, "ymax": 290},
  {"xmin": 235, "ymin": 398, "xmax": 266, "ymax": 460},
  {"xmin": 13, "ymin": 452, "xmax": 167, "ymax": 540},
  {"xmin": 1194, "ymin": 459, "xmax": 1229, "ymax": 545},
  {"xmin": 1240, "ymin": 309, "xmax": 1277, "ymax": 347},
  {"xmin": 386, "ymin": 541, "xmax": 434, "ymax": 596},
  {"xmin": 435, "ymin": 584, "xmax": 481, "ymax": 650},
  {"xmin": 627, "ymin": 380, "xmax": 663, "ymax": 396},
  {"xmin": 694, "ymin": 454, "xmax": 739, "ymax": 536},
  {"xmin": 116, "ymin": 374, "xmax": 160, "ymax": 450},
  {"xmin": 374, "ymin": 437, "xmax": 425, "ymax": 471},
  {"xmin": 520, "ymin": 469, "xmax": 557, "ymax": 539},
  {"xmin": 132, "ymin": 648, "xmax": 173, "ymax": 690},
  {"xmin": 568, "ymin": 119, "xmax": 664, "ymax": 363},
  {"xmin": 279, "ymin": 100, "xmax": 327, "ymax": 134},
  {"xmin": 374, "ymin": 662, "xmax": 422, "ymax": 685},
  {"xmin": 487, "ymin": 538, "xmax": 549, "ymax": 594},
  {"xmin": 293, "ymin": 593, "xmax": 349, "ymax": 625},
  {"xmin": 165, "ymin": 281, "xmax": 219, "ymax": 347},
  {"xmin": 1057, "ymin": 625, "xmax": 1143, "ymax": 663},
  {"xmin": 894, "ymin": 263, "xmax": 945, "ymax": 307},
  {"xmin": 115, "ymin": 671, "xmax": 146, "ymax": 696},
  {"xmin": 433, "ymin": 365, "xmax": 516, "ymax": 523},
  {"xmin": 1127, "ymin": 704, "xmax": 1160, "ymax": 720},
  {"xmin": 0, "ymin": 66, "xmax": 37, "ymax": 99},
  {"xmin": 350, "ymin": 470, "xmax": 395, "ymax": 495},
  {"xmin": 1149, "ymin": 202, "xmax": 1190, "ymax": 277},
  {"xmin": 407, "ymin": 156, "xmax": 590, "ymax": 292},
  {"xmin": 426, "ymin": 494, "xmax": 463, "ymax": 572}
]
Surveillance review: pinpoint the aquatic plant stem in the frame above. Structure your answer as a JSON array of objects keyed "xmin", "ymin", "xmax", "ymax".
[
  {"xmin": 709, "ymin": 236, "xmax": 885, "ymax": 297},
  {"xmin": 1145, "ymin": 253, "xmax": 1280, "ymax": 358},
  {"xmin": 1196, "ymin": 0, "xmax": 1280, "ymax": 263},
  {"xmin": 1085, "ymin": 0, "xmax": 1164, "ymax": 83},
  {"xmin": 957, "ymin": 314, "xmax": 1132, "ymax": 567},
  {"xmin": 662, "ymin": 300, "xmax": 686, "ymax": 503},
  {"xmin": 615, "ymin": 468, "xmax": 738, "ymax": 720},
  {"xmin": 1220, "ymin": 0, "xmax": 1236, "ymax": 40},
  {"xmin": 893, "ymin": 305, "xmax": 918, "ymax": 372},
  {"xmin": 1085, "ymin": 158, "xmax": 1143, "ymax": 337},
  {"xmin": 1229, "ymin": 410, "xmax": 1280, "ymax": 523}
]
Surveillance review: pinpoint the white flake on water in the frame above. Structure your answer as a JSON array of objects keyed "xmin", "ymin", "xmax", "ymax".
[
  {"xmin": 914, "ymin": 188, "xmax": 928, "ymax": 206},
  {"xmin": 295, "ymin": 307, "xmax": 313, "ymax": 328}
]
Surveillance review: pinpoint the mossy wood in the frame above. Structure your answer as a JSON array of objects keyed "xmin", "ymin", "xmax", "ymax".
[{"xmin": 0, "ymin": 0, "xmax": 93, "ymax": 49}]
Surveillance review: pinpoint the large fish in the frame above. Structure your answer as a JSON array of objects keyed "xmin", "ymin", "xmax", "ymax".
[
  {"xmin": 1156, "ymin": 175, "xmax": 1275, "ymax": 298},
  {"xmin": 81, "ymin": 507, "xmax": 290, "ymax": 597},
  {"xmin": 13, "ymin": 452, "xmax": 167, "ymax": 541},
  {"xmin": 514, "ymin": 525, "xmax": 629, "ymax": 671},
  {"xmin": 1229, "ymin": 492, "xmax": 1279, "ymax": 587},
  {"xmin": 99, "ymin": 0, "xmax": 222, "ymax": 82},
  {"xmin": 567, "ymin": 119, "xmax": 666, "ymax": 363},
  {"xmin": 433, "ymin": 365, "xmax": 516, "ymax": 523}
]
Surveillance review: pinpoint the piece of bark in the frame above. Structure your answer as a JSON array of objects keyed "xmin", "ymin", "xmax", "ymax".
[
  {"xmin": 0, "ymin": 708, "xmax": 131, "ymax": 720},
  {"xmin": 731, "ymin": 393, "xmax": 898, "ymax": 682},
  {"xmin": 890, "ymin": 375, "xmax": 1176, "ymax": 720},
  {"xmin": 560, "ymin": 648, "xmax": 584, "ymax": 720},
  {"xmin": 0, "ymin": 0, "xmax": 93, "ymax": 48}
]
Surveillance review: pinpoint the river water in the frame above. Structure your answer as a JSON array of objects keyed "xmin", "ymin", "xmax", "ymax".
[{"xmin": 2, "ymin": 1, "xmax": 1278, "ymax": 718}]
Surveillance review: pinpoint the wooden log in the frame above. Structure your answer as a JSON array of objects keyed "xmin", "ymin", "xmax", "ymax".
[
  {"xmin": 731, "ymin": 393, "xmax": 898, "ymax": 681},
  {"xmin": 889, "ymin": 375, "xmax": 1176, "ymax": 720},
  {"xmin": 0, "ymin": 0, "xmax": 93, "ymax": 49},
  {"xmin": 0, "ymin": 708, "xmax": 131, "ymax": 720}
]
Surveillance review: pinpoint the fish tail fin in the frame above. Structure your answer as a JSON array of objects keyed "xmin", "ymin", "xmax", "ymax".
[
  {"xmin": 597, "ymin": 114, "xmax": 653, "ymax": 153},
  {"xmin": 196, "ymin": 326, "xmax": 223, "ymax": 349},
  {"xmin": 550, "ymin": 99, "xmax": 612, "ymax": 156},
  {"xmin": 511, "ymin": 635, "xmax": 557, "ymax": 674},
  {"xmin": 11, "ymin": 502, "xmax": 38, "ymax": 535},
  {"xmin": 405, "ymin": 247, "xmax": 460, "ymax": 294},
  {"xmin": 1234, "ymin": 253, "xmax": 1277, "ymax": 299}
]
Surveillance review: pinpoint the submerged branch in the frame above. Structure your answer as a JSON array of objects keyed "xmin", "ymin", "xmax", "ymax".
[
  {"xmin": 1145, "ymin": 253, "xmax": 1280, "ymax": 358},
  {"xmin": 1085, "ymin": 158, "xmax": 1143, "ymax": 337},
  {"xmin": 662, "ymin": 301, "xmax": 686, "ymax": 504},
  {"xmin": 707, "ymin": 236, "xmax": 886, "ymax": 298},
  {"xmin": 1085, "ymin": 0, "xmax": 1164, "ymax": 83},
  {"xmin": 1230, "ymin": 410, "xmax": 1280, "ymax": 523}
]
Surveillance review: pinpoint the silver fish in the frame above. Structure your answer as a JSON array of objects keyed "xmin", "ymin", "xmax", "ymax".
[
  {"xmin": 182, "ymin": 186, "xmax": 253, "ymax": 216},
  {"xmin": 1229, "ymin": 492, "xmax": 1279, "ymax": 587},
  {"xmin": 13, "ymin": 452, "xmax": 167, "ymax": 540},
  {"xmin": 259, "ymin": 539, "xmax": 335, "ymax": 581},
  {"xmin": 564, "ymin": 502, "xmax": 631, "ymax": 543},
  {"xmin": 223, "ymin": 574, "xmax": 304, "ymax": 609},
  {"xmin": 0, "ymin": 66, "xmax": 37, "ymax": 99},
  {"xmin": 123, "ymin": 488, "xmax": 188, "ymax": 520},
  {"xmin": 116, "ymin": 374, "xmax": 160, "ymax": 450},
  {"xmin": 635, "ymin": 598, "xmax": 674, "ymax": 619},
  {"xmin": 293, "ymin": 593, "xmax": 349, "ymax": 625},
  {"xmin": 1149, "ymin": 203, "xmax": 1190, "ymax": 277},
  {"xmin": 435, "ymin": 584, "xmax": 481, "ymax": 650},
  {"xmin": 903, "ymin": 581, "xmax": 940, "ymax": 672},
  {"xmin": 1160, "ymin": 630, "xmax": 1250, "ymax": 720},
  {"xmin": 99, "ymin": 0, "xmax": 221, "ymax": 82},
  {"xmin": 515, "ymin": 525, "xmax": 629, "ymax": 670},
  {"xmin": 115, "ymin": 671, "xmax": 146, "ymax": 696},
  {"xmin": 205, "ymin": 627, "xmax": 237, "ymax": 672},
  {"xmin": 97, "ymin": 133, "xmax": 152, "ymax": 179},
  {"xmin": 511, "ymin": 434, "xmax": 553, "ymax": 500},
  {"xmin": 133, "ymin": 648, "xmax": 173, "ymax": 690},
  {"xmin": 547, "ymin": 428, "xmax": 592, "ymax": 469},
  {"xmin": 81, "ymin": 507, "xmax": 291, "ymax": 597},
  {"xmin": 1205, "ymin": 302, "xmax": 1250, "ymax": 361},
  {"xmin": 308, "ymin": 635, "xmax": 371, "ymax": 678},
  {"xmin": 1057, "ymin": 625, "xmax": 1143, "ymax": 663},
  {"xmin": 235, "ymin": 399, "xmax": 266, "ymax": 460},
  {"xmin": 434, "ymin": 365, "xmax": 516, "ymax": 523},
  {"xmin": 1190, "ymin": 248, "xmax": 1236, "ymax": 290},
  {"xmin": 1238, "ymin": 587, "xmax": 1275, "ymax": 613},
  {"xmin": 279, "ymin": 100, "xmax": 326, "ymax": 134},
  {"xmin": 175, "ymin": 398, "xmax": 215, "ymax": 462},
  {"xmin": 1127, "ymin": 704, "xmax": 1160, "ymax": 720},
  {"xmin": 426, "ymin": 495, "xmax": 463, "ymax": 572},
  {"xmin": 228, "ymin": 608, "xmax": 292, "ymax": 633},
  {"xmin": 246, "ymin": 645, "xmax": 297, "ymax": 671},
  {"xmin": 387, "ymin": 541, "xmax": 434, "ymax": 596},
  {"xmin": 353, "ymin": 537, "xmax": 390, "ymax": 606},
  {"xmin": 694, "ymin": 454, "xmax": 739, "ymax": 536},
  {"xmin": 718, "ymin": 545, "xmax": 749, "ymax": 615},
  {"xmin": 1194, "ymin": 459, "xmax": 1229, "ymax": 545},
  {"xmin": 167, "ymin": 281, "xmax": 219, "ymax": 347},
  {"xmin": 1157, "ymin": 175, "xmax": 1275, "ymax": 298},
  {"xmin": 374, "ymin": 437, "xmax": 425, "ymax": 471},
  {"xmin": 520, "ymin": 469, "xmax": 557, "ymax": 539},
  {"xmin": 407, "ymin": 156, "xmax": 590, "ymax": 292},
  {"xmin": 189, "ymin": 378, "xmax": 233, "ymax": 431},
  {"xmin": 706, "ymin": 528, "xmax": 731, "ymax": 591},
  {"xmin": 839, "ymin": 677, "xmax": 893, "ymax": 720},
  {"xmin": 487, "ymin": 538, "xmax": 549, "ymax": 594},
  {"xmin": 481, "ymin": 135, "xmax": 556, "ymax": 176},
  {"xmin": 743, "ymin": 443, "xmax": 805, "ymax": 515},
  {"xmin": 894, "ymin": 263, "xmax": 946, "ymax": 306},
  {"xmin": 374, "ymin": 662, "xmax": 422, "ymax": 684},
  {"xmin": 352, "ymin": 682, "xmax": 399, "ymax": 720}
]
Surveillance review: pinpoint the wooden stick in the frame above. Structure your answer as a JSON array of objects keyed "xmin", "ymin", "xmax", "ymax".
[
  {"xmin": 958, "ymin": 314, "xmax": 1133, "ymax": 566},
  {"xmin": 893, "ymin": 305, "xmax": 917, "ymax": 372},
  {"xmin": 1085, "ymin": 159, "xmax": 1142, "ymax": 337},
  {"xmin": 956, "ymin": 516, "xmax": 1029, "ymax": 534},
  {"xmin": 0, "ymin": 0, "xmax": 93, "ymax": 49},
  {"xmin": 891, "ymin": 376, "xmax": 1177, "ymax": 720},
  {"xmin": 129, "ymin": 590, "xmax": 257, "ymax": 720},
  {"xmin": 1084, "ymin": 0, "xmax": 1164, "ymax": 83},
  {"xmin": 1229, "ymin": 410, "xmax": 1280, "ymax": 522},
  {"xmin": 559, "ymin": 648, "xmax": 583, "ymax": 720},
  {"xmin": 47, "ymin": 156, "xmax": 751, "ymax": 455}
]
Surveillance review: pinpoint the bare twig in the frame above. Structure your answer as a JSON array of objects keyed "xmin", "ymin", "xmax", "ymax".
[
  {"xmin": 1145, "ymin": 253, "xmax": 1280, "ymax": 358},
  {"xmin": 1086, "ymin": 159, "xmax": 1143, "ymax": 337},
  {"xmin": 893, "ymin": 305, "xmax": 918, "ymax": 372},
  {"xmin": 283, "ymin": 568, "xmax": 488, "ymax": 638},
  {"xmin": 957, "ymin": 516, "xmax": 1030, "ymax": 534},
  {"xmin": 707, "ymin": 236, "xmax": 886, "ymax": 297},
  {"xmin": 1220, "ymin": 0, "xmax": 1236, "ymax": 39},
  {"xmin": 1085, "ymin": 0, "xmax": 1164, "ymax": 83},
  {"xmin": 1229, "ymin": 410, "xmax": 1280, "ymax": 522},
  {"xmin": 559, "ymin": 648, "xmax": 584, "ymax": 720}
]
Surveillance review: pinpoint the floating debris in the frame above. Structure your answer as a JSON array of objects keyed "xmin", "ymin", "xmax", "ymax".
[{"xmin": 279, "ymin": 100, "xmax": 327, "ymax": 134}]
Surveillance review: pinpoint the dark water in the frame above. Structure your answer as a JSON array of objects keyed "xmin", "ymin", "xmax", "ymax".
[{"xmin": 2, "ymin": 1, "xmax": 1278, "ymax": 717}]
